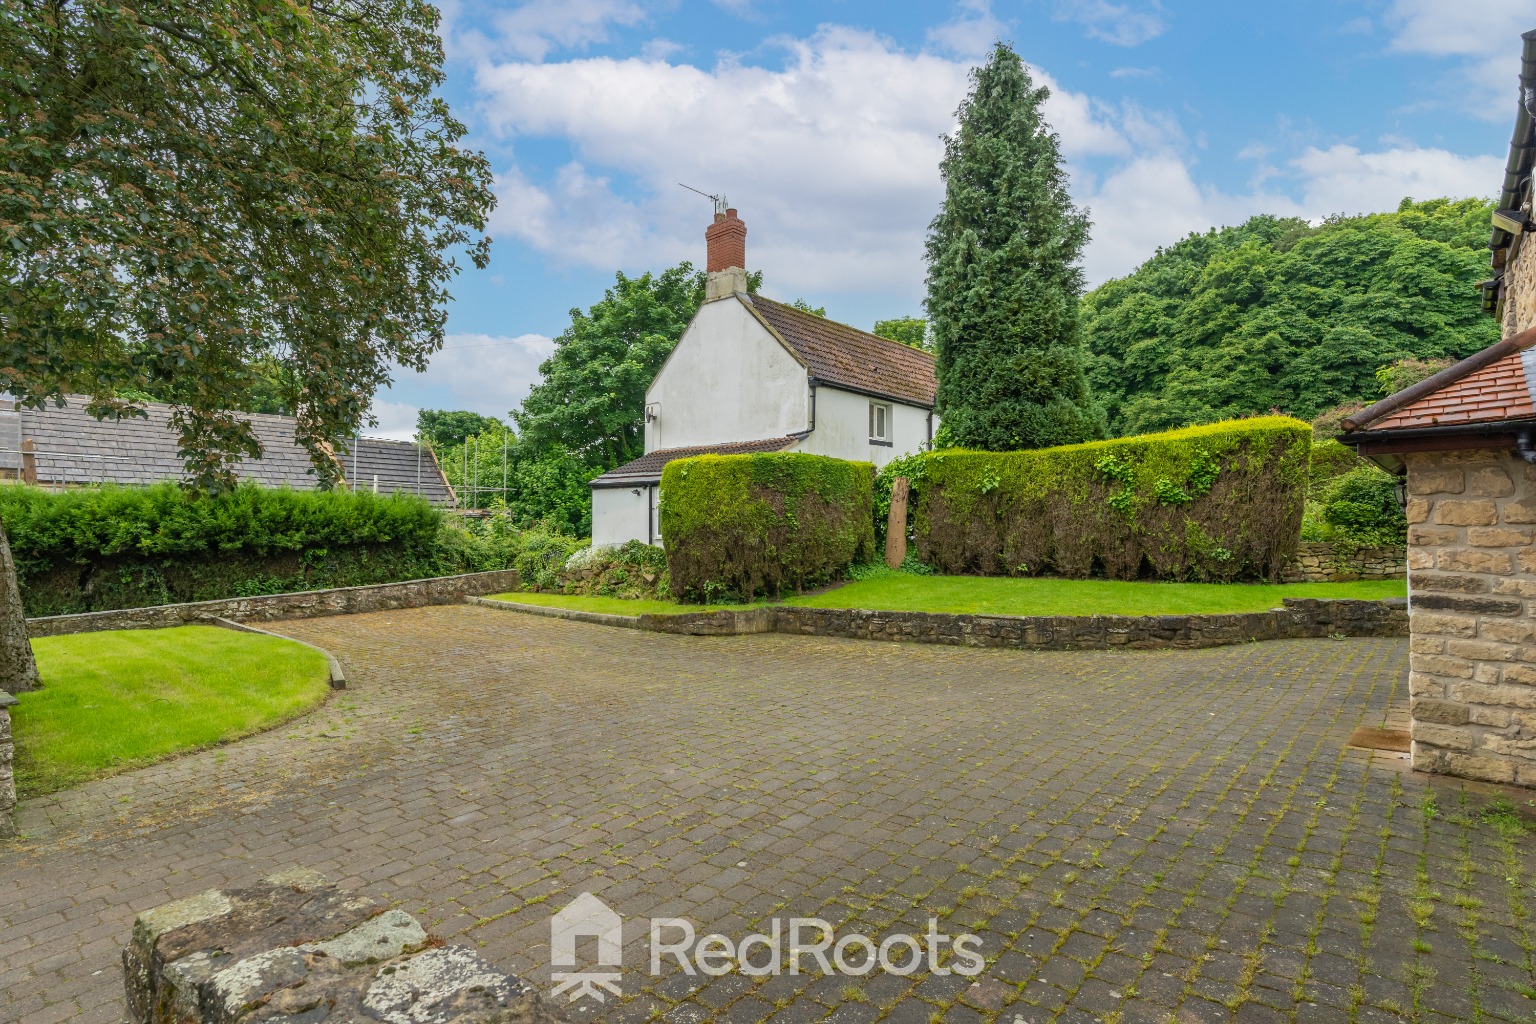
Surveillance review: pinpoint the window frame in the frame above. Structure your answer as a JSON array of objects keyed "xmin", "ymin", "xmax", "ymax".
[{"xmin": 869, "ymin": 401, "xmax": 893, "ymax": 447}]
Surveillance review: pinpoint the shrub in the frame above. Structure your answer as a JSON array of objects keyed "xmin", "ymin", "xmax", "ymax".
[
  {"xmin": 1300, "ymin": 467, "xmax": 1406, "ymax": 548},
  {"xmin": 660, "ymin": 453, "xmax": 875, "ymax": 601},
  {"xmin": 1308, "ymin": 437, "xmax": 1364, "ymax": 488},
  {"xmin": 907, "ymin": 417, "xmax": 1311, "ymax": 582},
  {"xmin": 0, "ymin": 484, "xmax": 575, "ymax": 615},
  {"xmin": 552, "ymin": 540, "xmax": 669, "ymax": 599}
]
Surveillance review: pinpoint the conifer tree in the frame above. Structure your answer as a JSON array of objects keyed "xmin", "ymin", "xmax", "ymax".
[{"xmin": 926, "ymin": 43, "xmax": 1104, "ymax": 450}]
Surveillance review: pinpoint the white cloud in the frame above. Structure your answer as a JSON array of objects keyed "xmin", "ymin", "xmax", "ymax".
[
  {"xmin": 1109, "ymin": 65, "xmax": 1159, "ymax": 79},
  {"xmin": 370, "ymin": 332, "xmax": 557, "ymax": 439},
  {"xmin": 1053, "ymin": 0, "xmax": 1166, "ymax": 47},
  {"xmin": 469, "ymin": 12, "xmax": 1505, "ymax": 303},
  {"xmin": 927, "ymin": 0, "xmax": 1008, "ymax": 59},
  {"xmin": 448, "ymin": 0, "xmax": 649, "ymax": 63},
  {"xmin": 477, "ymin": 26, "xmax": 1129, "ymax": 297},
  {"xmin": 1386, "ymin": 0, "xmax": 1533, "ymax": 115},
  {"xmin": 1290, "ymin": 143, "xmax": 1502, "ymax": 213}
]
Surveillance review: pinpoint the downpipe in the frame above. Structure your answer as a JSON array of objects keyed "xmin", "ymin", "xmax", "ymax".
[{"xmin": 1519, "ymin": 427, "xmax": 1536, "ymax": 465}]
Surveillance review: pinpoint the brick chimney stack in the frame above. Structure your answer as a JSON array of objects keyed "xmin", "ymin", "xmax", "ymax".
[{"xmin": 705, "ymin": 208, "xmax": 747, "ymax": 300}]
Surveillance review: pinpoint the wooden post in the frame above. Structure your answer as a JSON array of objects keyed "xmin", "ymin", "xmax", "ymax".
[
  {"xmin": 885, "ymin": 476, "xmax": 910, "ymax": 569},
  {"xmin": 19, "ymin": 439, "xmax": 36, "ymax": 486}
]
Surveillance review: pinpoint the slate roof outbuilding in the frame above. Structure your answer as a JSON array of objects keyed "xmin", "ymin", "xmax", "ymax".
[
  {"xmin": 0, "ymin": 396, "xmax": 455, "ymax": 505},
  {"xmin": 590, "ymin": 436, "xmax": 799, "ymax": 487},
  {"xmin": 744, "ymin": 295, "xmax": 938, "ymax": 408}
]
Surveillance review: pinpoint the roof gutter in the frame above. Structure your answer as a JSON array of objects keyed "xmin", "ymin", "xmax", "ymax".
[{"xmin": 1341, "ymin": 322, "xmax": 1536, "ymax": 431}]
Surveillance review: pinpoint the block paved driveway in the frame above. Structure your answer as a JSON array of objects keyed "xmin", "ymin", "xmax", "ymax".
[{"xmin": 4, "ymin": 605, "xmax": 1536, "ymax": 1024}]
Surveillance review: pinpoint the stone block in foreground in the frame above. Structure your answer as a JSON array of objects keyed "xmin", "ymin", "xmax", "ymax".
[{"xmin": 124, "ymin": 868, "xmax": 561, "ymax": 1023}]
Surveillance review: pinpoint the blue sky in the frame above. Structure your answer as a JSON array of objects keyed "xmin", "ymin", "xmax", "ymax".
[{"xmin": 369, "ymin": 0, "xmax": 1533, "ymax": 438}]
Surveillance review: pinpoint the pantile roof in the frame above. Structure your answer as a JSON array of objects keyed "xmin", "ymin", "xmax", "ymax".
[
  {"xmin": 590, "ymin": 436, "xmax": 799, "ymax": 487},
  {"xmin": 1368, "ymin": 350, "xmax": 1536, "ymax": 430},
  {"xmin": 744, "ymin": 295, "xmax": 937, "ymax": 408},
  {"xmin": 0, "ymin": 396, "xmax": 454, "ymax": 504}
]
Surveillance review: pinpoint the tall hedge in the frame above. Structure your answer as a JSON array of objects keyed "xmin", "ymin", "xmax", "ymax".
[
  {"xmin": 904, "ymin": 417, "xmax": 1311, "ymax": 582},
  {"xmin": 661, "ymin": 453, "xmax": 875, "ymax": 601},
  {"xmin": 0, "ymin": 483, "xmax": 453, "ymax": 615}
]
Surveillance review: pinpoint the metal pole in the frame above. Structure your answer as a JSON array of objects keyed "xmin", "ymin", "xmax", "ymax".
[
  {"xmin": 502, "ymin": 430, "xmax": 508, "ymax": 506},
  {"xmin": 416, "ymin": 436, "xmax": 422, "ymax": 496}
]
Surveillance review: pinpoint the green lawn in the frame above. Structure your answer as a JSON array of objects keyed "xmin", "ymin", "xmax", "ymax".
[
  {"xmin": 15, "ymin": 625, "xmax": 331, "ymax": 797},
  {"xmin": 489, "ymin": 575, "xmax": 1404, "ymax": 620},
  {"xmin": 785, "ymin": 575, "xmax": 1405, "ymax": 616}
]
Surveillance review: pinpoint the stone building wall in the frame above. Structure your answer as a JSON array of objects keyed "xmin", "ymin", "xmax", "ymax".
[
  {"xmin": 1405, "ymin": 447, "xmax": 1536, "ymax": 785},
  {"xmin": 1279, "ymin": 541, "xmax": 1405, "ymax": 583},
  {"xmin": 1501, "ymin": 192, "xmax": 1536, "ymax": 337}
]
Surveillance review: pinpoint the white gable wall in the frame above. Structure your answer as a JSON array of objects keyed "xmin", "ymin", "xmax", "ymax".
[
  {"xmin": 796, "ymin": 385, "xmax": 935, "ymax": 468},
  {"xmin": 592, "ymin": 484, "xmax": 655, "ymax": 547},
  {"xmin": 645, "ymin": 297, "xmax": 809, "ymax": 451}
]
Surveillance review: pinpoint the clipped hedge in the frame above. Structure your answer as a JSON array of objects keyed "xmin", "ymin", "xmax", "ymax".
[
  {"xmin": 907, "ymin": 417, "xmax": 1311, "ymax": 582},
  {"xmin": 0, "ymin": 483, "xmax": 531, "ymax": 616},
  {"xmin": 660, "ymin": 453, "xmax": 875, "ymax": 601}
]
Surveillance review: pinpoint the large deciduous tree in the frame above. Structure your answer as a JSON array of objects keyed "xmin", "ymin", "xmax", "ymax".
[
  {"xmin": 925, "ymin": 43, "xmax": 1103, "ymax": 451},
  {"xmin": 515, "ymin": 263, "xmax": 749, "ymax": 469},
  {"xmin": 0, "ymin": 0, "xmax": 495, "ymax": 692},
  {"xmin": 1081, "ymin": 198, "xmax": 1499, "ymax": 435}
]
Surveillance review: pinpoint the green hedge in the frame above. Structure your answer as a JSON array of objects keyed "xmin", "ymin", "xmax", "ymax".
[
  {"xmin": 902, "ymin": 417, "xmax": 1311, "ymax": 582},
  {"xmin": 0, "ymin": 484, "xmax": 542, "ymax": 616},
  {"xmin": 660, "ymin": 453, "xmax": 875, "ymax": 601}
]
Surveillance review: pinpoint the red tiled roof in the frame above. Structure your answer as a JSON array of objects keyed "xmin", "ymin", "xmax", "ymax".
[
  {"xmin": 745, "ymin": 295, "xmax": 937, "ymax": 408},
  {"xmin": 590, "ymin": 436, "xmax": 799, "ymax": 486},
  {"xmin": 1370, "ymin": 351, "xmax": 1536, "ymax": 430}
]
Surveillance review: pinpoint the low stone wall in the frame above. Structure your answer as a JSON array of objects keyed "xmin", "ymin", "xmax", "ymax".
[
  {"xmin": 1280, "ymin": 541, "xmax": 1406, "ymax": 583},
  {"xmin": 0, "ymin": 693, "xmax": 15, "ymax": 841},
  {"xmin": 124, "ymin": 868, "xmax": 558, "ymax": 1024},
  {"xmin": 27, "ymin": 569, "xmax": 520, "ymax": 637},
  {"xmin": 478, "ymin": 596, "xmax": 1408, "ymax": 651}
]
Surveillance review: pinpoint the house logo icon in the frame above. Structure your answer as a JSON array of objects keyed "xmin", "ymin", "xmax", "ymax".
[{"xmin": 550, "ymin": 892, "xmax": 624, "ymax": 1003}]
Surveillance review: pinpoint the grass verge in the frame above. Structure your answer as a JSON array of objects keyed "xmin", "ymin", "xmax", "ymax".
[
  {"xmin": 15, "ymin": 625, "xmax": 331, "ymax": 797},
  {"xmin": 490, "ymin": 576, "xmax": 1404, "ymax": 619}
]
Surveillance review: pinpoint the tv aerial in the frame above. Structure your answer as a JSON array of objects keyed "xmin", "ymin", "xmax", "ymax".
[{"xmin": 678, "ymin": 183, "xmax": 728, "ymax": 216}]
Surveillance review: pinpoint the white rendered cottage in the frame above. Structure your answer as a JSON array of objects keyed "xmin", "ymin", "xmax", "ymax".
[{"xmin": 590, "ymin": 207, "xmax": 939, "ymax": 547}]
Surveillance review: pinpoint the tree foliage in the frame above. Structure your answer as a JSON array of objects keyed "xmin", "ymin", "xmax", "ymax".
[
  {"xmin": 0, "ymin": 0, "xmax": 496, "ymax": 490},
  {"xmin": 514, "ymin": 263, "xmax": 720, "ymax": 470},
  {"xmin": 872, "ymin": 316, "xmax": 932, "ymax": 351},
  {"xmin": 417, "ymin": 409, "xmax": 506, "ymax": 451},
  {"xmin": 925, "ymin": 43, "xmax": 1104, "ymax": 451},
  {"xmin": 1083, "ymin": 198, "xmax": 1499, "ymax": 435}
]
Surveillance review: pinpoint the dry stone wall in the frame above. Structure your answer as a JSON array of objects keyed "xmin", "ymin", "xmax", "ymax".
[
  {"xmin": 1405, "ymin": 448, "xmax": 1536, "ymax": 786},
  {"xmin": 124, "ymin": 868, "xmax": 559, "ymax": 1024},
  {"xmin": 27, "ymin": 569, "xmax": 519, "ymax": 638},
  {"xmin": 1279, "ymin": 541, "xmax": 1405, "ymax": 583},
  {"xmin": 0, "ymin": 692, "xmax": 15, "ymax": 841}
]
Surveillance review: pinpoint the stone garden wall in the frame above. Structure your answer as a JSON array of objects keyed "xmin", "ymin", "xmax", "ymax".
[
  {"xmin": 1279, "ymin": 541, "xmax": 1406, "ymax": 583},
  {"xmin": 1404, "ymin": 447, "xmax": 1536, "ymax": 786},
  {"xmin": 123, "ymin": 868, "xmax": 557, "ymax": 1023},
  {"xmin": 0, "ymin": 693, "xmax": 14, "ymax": 841},
  {"xmin": 27, "ymin": 569, "xmax": 519, "ymax": 637},
  {"xmin": 478, "ymin": 596, "xmax": 1408, "ymax": 651}
]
